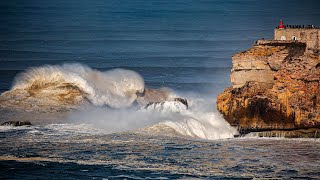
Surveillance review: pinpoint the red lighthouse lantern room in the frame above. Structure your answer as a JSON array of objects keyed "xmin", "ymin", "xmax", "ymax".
[{"xmin": 278, "ymin": 20, "xmax": 285, "ymax": 29}]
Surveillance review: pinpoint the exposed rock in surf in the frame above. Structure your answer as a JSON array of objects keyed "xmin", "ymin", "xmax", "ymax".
[
  {"xmin": 217, "ymin": 40, "xmax": 320, "ymax": 134},
  {"xmin": 1, "ymin": 121, "xmax": 32, "ymax": 126},
  {"xmin": 136, "ymin": 88, "xmax": 172, "ymax": 106},
  {"xmin": 174, "ymin": 98, "xmax": 188, "ymax": 109},
  {"xmin": 247, "ymin": 128, "xmax": 320, "ymax": 138},
  {"xmin": 135, "ymin": 88, "xmax": 189, "ymax": 113},
  {"xmin": 136, "ymin": 87, "xmax": 188, "ymax": 110}
]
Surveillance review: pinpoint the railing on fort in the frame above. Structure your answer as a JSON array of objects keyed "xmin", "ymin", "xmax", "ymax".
[{"xmin": 276, "ymin": 25, "xmax": 319, "ymax": 29}]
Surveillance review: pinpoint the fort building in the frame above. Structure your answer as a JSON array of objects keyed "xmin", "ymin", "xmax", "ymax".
[{"xmin": 274, "ymin": 20, "xmax": 320, "ymax": 52}]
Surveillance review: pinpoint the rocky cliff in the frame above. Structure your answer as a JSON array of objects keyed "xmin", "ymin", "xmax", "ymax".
[{"xmin": 217, "ymin": 40, "xmax": 320, "ymax": 133}]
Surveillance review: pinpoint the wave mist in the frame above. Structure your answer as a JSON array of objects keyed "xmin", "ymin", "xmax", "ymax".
[{"xmin": 2, "ymin": 63, "xmax": 237, "ymax": 140}]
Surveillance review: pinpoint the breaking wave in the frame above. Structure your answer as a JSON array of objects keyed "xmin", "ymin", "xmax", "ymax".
[
  {"xmin": 139, "ymin": 99, "xmax": 237, "ymax": 139},
  {"xmin": 4, "ymin": 63, "xmax": 237, "ymax": 139},
  {"xmin": 69, "ymin": 98, "xmax": 237, "ymax": 140},
  {"xmin": 11, "ymin": 63, "xmax": 144, "ymax": 108}
]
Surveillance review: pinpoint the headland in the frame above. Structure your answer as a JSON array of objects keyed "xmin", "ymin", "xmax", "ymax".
[{"xmin": 217, "ymin": 21, "xmax": 320, "ymax": 137}]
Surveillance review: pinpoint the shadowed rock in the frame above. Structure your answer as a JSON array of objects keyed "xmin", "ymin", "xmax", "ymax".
[
  {"xmin": 174, "ymin": 98, "xmax": 188, "ymax": 109},
  {"xmin": 248, "ymin": 128, "xmax": 320, "ymax": 138},
  {"xmin": 1, "ymin": 121, "xmax": 32, "ymax": 126}
]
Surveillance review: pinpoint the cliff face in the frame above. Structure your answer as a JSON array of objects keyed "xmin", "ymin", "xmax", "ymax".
[{"xmin": 217, "ymin": 40, "xmax": 320, "ymax": 131}]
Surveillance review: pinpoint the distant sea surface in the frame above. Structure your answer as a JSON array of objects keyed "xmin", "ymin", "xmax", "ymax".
[
  {"xmin": 1, "ymin": 0, "xmax": 318, "ymax": 95},
  {"xmin": 1, "ymin": 0, "xmax": 320, "ymax": 179}
]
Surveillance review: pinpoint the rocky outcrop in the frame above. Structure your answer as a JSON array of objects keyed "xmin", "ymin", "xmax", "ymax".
[
  {"xmin": 249, "ymin": 128, "xmax": 320, "ymax": 138},
  {"xmin": 1, "ymin": 121, "xmax": 32, "ymax": 126},
  {"xmin": 217, "ymin": 40, "xmax": 320, "ymax": 132},
  {"xmin": 136, "ymin": 88, "xmax": 172, "ymax": 106}
]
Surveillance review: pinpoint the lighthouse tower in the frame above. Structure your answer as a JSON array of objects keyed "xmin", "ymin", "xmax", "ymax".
[{"xmin": 278, "ymin": 20, "xmax": 285, "ymax": 29}]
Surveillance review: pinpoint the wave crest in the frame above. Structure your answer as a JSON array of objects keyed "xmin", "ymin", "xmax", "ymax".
[
  {"xmin": 11, "ymin": 63, "xmax": 145, "ymax": 108},
  {"xmin": 1, "ymin": 63, "xmax": 238, "ymax": 140}
]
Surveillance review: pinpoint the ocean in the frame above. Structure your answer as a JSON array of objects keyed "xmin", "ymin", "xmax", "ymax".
[{"xmin": 0, "ymin": 0, "xmax": 320, "ymax": 179}]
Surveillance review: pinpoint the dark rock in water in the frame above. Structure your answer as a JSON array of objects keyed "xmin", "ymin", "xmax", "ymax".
[
  {"xmin": 135, "ymin": 88, "xmax": 188, "ymax": 110},
  {"xmin": 249, "ymin": 128, "xmax": 320, "ymax": 138},
  {"xmin": 1, "ymin": 121, "xmax": 32, "ymax": 126},
  {"xmin": 136, "ymin": 88, "xmax": 171, "ymax": 106},
  {"xmin": 174, "ymin": 98, "xmax": 188, "ymax": 109}
]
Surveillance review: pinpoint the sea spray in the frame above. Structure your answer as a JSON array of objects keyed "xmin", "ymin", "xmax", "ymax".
[
  {"xmin": 68, "ymin": 97, "xmax": 238, "ymax": 140},
  {"xmin": 143, "ymin": 97, "xmax": 238, "ymax": 139},
  {"xmin": 7, "ymin": 63, "xmax": 237, "ymax": 139},
  {"xmin": 160, "ymin": 112, "xmax": 237, "ymax": 139},
  {"xmin": 11, "ymin": 63, "xmax": 145, "ymax": 108},
  {"xmin": 67, "ymin": 107, "xmax": 165, "ymax": 134}
]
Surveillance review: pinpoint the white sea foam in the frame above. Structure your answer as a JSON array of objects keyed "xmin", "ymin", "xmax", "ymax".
[
  {"xmin": 139, "ymin": 98, "xmax": 237, "ymax": 139},
  {"xmin": 69, "ymin": 98, "xmax": 237, "ymax": 140},
  {"xmin": 12, "ymin": 63, "xmax": 144, "ymax": 108},
  {"xmin": 9, "ymin": 63, "xmax": 237, "ymax": 140},
  {"xmin": 160, "ymin": 112, "xmax": 237, "ymax": 139},
  {"xmin": 139, "ymin": 101, "xmax": 188, "ymax": 113}
]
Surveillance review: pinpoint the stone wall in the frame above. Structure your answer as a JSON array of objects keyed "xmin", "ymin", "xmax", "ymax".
[{"xmin": 274, "ymin": 28, "xmax": 320, "ymax": 51}]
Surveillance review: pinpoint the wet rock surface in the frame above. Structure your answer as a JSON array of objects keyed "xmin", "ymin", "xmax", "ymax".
[
  {"xmin": 1, "ymin": 121, "xmax": 32, "ymax": 126},
  {"xmin": 217, "ymin": 40, "xmax": 320, "ymax": 135},
  {"xmin": 247, "ymin": 128, "xmax": 320, "ymax": 138}
]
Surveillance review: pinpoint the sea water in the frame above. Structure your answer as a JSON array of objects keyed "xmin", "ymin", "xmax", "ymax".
[
  {"xmin": 0, "ymin": 125, "xmax": 319, "ymax": 179},
  {"xmin": 0, "ymin": 0, "xmax": 320, "ymax": 179}
]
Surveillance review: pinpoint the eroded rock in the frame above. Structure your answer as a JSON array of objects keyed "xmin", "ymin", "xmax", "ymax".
[{"xmin": 217, "ymin": 40, "xmax": 320, "ymax": 131}]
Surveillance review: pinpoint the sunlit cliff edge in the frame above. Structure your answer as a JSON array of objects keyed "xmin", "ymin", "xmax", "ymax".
[{"xmin": 217, "ymin": 27, "xmax": 320, "ymax": 137}]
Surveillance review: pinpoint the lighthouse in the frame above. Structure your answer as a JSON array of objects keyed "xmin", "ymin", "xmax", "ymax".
[
  {"xmin": 274, "ymin": 21, "xmax": 320, "ymax": 51},
  {"xmin": 278, "ymin": 20, "xmax": 285, "ymax": 29}
]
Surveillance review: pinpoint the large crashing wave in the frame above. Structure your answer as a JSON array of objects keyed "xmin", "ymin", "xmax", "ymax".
[
  {"xmin": 11, "ymin": 64, "xmax": 144, "ymax": 108},
  {"xmin": 5, "ymin": 63, "xmax": 237, "ymax": 140}
]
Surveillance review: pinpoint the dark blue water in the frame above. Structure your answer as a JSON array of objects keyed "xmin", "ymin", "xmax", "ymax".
[
  {"xmin": 1, "ymin": 0, "xmax": 319, "ymax": 94},
  {"xmin": 1, "ymin": 125, "xmax": 320, "ymax": 179}
]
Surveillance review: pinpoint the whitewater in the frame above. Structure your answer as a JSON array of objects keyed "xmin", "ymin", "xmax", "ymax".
[
  {"xmin": 1, "ymin": 63, "xmax": 237, "ymax": 140},
  {"xmin": 12, "ymin": 63, "xmax": 145, "ymax": 108}
]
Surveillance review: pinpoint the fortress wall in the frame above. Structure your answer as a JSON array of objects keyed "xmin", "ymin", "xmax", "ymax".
[{"xmin": 274, "ymin": 29, "xmax": 319, "ymax": 51}]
